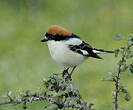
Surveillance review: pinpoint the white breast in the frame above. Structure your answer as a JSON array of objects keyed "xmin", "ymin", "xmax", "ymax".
[{"xmin": 47, "ymin": 40, "xmax": 86, "ymax": 67}]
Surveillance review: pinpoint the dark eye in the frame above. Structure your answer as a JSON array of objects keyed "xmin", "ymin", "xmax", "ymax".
[
  {"xmin": 45, "ymin": 33, "xmax": 55, "ymax": 40},
  {"xmin": 45, "ymin": 33, "xmax": 49, "ymax": 37}
]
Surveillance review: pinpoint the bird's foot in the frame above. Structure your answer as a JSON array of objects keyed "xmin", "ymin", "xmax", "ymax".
[
  {"xmin": 62, "ymin": 68, "xmax": 72, "ymax": 81},
  {"xmin": 62, "ymin": 69, "xmax": 69, "ymax": 78}
]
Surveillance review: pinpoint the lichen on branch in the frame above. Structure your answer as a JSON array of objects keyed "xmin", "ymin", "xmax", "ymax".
[{"xmin": 0, "ymin": 73, "xmax": 94, "ymax": 110}]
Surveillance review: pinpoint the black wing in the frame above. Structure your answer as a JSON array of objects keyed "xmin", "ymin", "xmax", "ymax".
[{"xmin": 68, "ymin": 41, "xmax": 102, "ymax": 59}]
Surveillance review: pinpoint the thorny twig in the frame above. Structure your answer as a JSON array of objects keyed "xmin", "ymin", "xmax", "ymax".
[
  {"xmin": 0, "ymin": 72, "xmax": 94, "ymax": 110},
  {"xmin": 103, "ymin": 34, "xmax": 133, "ymax": 110}
]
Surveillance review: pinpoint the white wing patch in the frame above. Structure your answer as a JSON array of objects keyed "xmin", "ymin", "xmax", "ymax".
[
  {"xmin": 80, "ymin": 50, "xmax": 89, "ymax": 55},
  {"xmin": 65, "ymin": 38, "xmax": 82, "ymax": 45}
]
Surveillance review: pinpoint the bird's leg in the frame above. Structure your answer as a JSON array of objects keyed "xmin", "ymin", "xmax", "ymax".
[
  {"xmin": 62, "ymin": 67, "xmax": 70, "ymax": 78},
  {"xmin": 70, "ymin": 66, "xmax": 77, "ymax": 76},
  {"xmin": 68, "ymin": 66, "xmax": 77, "ymax": 80}
]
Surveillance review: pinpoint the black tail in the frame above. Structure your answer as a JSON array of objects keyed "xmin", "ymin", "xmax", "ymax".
[
  {"xmin": 93, "ymin": 48, "xmax": 114, "ymax": 54},
  {"xmin": 89, "ymin": 48, "xmax": 114, "ymax": 60},
  {"xmin": 90, "ymin": 53, "xmax": 103, "ymax": 59}
]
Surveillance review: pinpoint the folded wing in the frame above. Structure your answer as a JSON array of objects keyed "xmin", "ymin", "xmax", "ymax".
[{"xmin": 68, "ymin": 41, "xmax": 102, "ymax": 59}]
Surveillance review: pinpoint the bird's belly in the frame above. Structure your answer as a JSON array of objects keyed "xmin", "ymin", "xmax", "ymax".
[
  {"xmin": 54, "ymin": 50, "xmax": 86, "ymax": 67},
  {"xmin": 48, "ymin": 42, "xmax": 86, "ymax": 67}
]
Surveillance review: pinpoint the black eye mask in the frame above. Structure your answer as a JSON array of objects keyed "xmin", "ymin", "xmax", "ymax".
[{"xmin": 44, "ymin": 33, "xmax": 80, "ymax": 41}]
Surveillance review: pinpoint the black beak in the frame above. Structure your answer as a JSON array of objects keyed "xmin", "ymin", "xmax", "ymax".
[{"xmin": 41, "ymin": 36, "xmax": 48, "ymax": 42}]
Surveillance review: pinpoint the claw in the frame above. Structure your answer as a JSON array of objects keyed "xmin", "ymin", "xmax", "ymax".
[{"xmin": 62, "ymin": 68, "xmax": 69, "ymax": 78}]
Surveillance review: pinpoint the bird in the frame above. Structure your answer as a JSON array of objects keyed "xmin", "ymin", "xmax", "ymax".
[{"xmin": 41, "ymin": 25, "xmax": 114, "ymax": 78}]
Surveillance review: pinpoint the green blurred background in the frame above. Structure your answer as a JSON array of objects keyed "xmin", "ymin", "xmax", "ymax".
[{"xmin": 0, "ymin": 0, "xmax": 133, "ymax": 110}]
